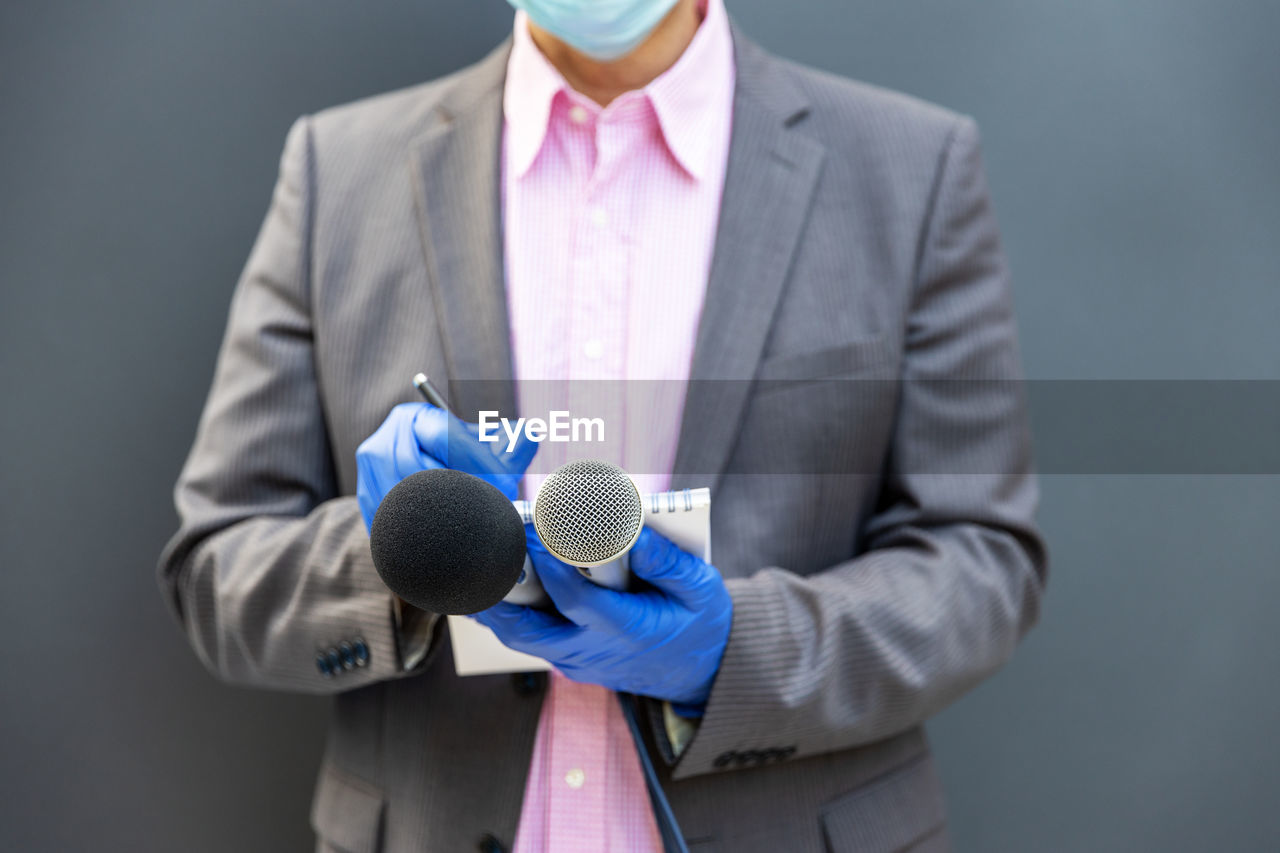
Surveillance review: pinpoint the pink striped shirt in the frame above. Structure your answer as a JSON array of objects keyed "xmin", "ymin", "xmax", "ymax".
[{"xmin": 501, "ymin": 1, "xmax": 735, "ymax": 850}]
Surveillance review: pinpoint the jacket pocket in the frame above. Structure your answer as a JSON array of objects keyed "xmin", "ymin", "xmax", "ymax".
[
  {"xmin": 820, "ymin": 753, "xmax": 948, "ymax": 853},
  {"xmin": 755, "ymin": 338, "xmax": 897, "ymax": 384},
  {"xmin": 310, "ymin": 761, "xmax": 386, "ymax": 853}
]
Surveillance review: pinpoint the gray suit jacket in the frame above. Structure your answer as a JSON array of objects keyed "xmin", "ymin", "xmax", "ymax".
[{"xmin": 160, "ymin": 27, "xmax": 1046, "ymax": 853}]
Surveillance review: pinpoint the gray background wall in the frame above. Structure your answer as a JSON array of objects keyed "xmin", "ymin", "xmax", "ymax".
[{"xmin": 2, "ymin": 1, "xmax": 1277, "ymax": 850}]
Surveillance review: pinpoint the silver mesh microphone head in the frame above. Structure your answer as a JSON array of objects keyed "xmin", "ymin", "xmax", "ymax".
[{"xmin": 533, "ymin": 460, "xmax": 644, "ymax": 568}]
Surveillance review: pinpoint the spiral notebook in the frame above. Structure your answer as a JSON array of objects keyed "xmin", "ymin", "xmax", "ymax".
[{"xmin": 447, "ymin": 487, "xmax": 712, "ymax": 676}]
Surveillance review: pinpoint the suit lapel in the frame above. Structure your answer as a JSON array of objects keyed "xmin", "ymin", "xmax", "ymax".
[
  {"xmin": 409, "ymin": 42, "xmax": 518, "ymax": 422},
  {"xmin": 671, "ymin": 33, "xmax": 826, "ymax": 492},
  {"xmin": 408, "ymin": 35, "xmax": 823, "ymax": 491}
]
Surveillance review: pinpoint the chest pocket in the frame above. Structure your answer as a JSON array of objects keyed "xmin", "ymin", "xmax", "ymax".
[
  {"xmin": 728, "ymin": 337, "xmax": 900, "ymax": 480},
  {"xmin": 755, "ymin": 338, "xmax": 897, "ymax": 385}
]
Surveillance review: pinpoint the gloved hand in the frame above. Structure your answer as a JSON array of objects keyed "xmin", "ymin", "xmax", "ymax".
[
  {"xmin": 474, "ymin": 524, "xmax": 733, "ymax": 710},
  {"xmin": 355, "ymin": 403, "xmax": 537, "ymax": 532}
]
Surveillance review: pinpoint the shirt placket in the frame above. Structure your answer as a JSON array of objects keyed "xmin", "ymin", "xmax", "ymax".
[
  {"xmin": 567, "ymin": 110, "xmax": 629, "ymax": 467},
  {"xmin": 544, "ymin": 673, "xmax": 611, "ymax": 848}
]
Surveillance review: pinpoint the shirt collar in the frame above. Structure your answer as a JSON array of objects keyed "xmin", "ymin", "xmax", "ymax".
[{"xmin": 503, "ymin": 0, "xmax": 735, "ymax": 181}]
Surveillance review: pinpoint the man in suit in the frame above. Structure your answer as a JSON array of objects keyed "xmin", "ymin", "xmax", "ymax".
[{"xmin": 159, "ymin": 0, "xmax": 1047, "ymax": 850}]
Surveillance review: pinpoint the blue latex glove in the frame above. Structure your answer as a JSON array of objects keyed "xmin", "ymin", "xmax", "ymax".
[
  {"xmin": 355, "ymin": 403, "xmax": 537, "ymax": 532},
  {"xmin": 474, "ymin": 524, "xmax": 733, "ymax": 710}
]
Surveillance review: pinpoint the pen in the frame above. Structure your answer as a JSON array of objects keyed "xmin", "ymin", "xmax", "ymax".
[{"xmin": 412, "ymin": 373, "xmax": 451, "ymax": 413}]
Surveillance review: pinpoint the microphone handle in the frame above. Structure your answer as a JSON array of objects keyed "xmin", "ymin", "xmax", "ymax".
[
  {"xmin": 501, "ymin": 551, "xmax": 635, "ymax": 608},
  {"xmin": 574, "ymin": 553, "xmax": 631, "ymax": 591},
  {"xmin": 502, "ymin": 553, "xmax": 549, "ymax": 607},
  {"xmin": 506, "ymin": 498, "xmax": 636, "ymax": 607}
]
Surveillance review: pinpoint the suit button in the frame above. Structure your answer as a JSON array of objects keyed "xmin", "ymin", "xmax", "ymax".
[
  {"xmin": 352, "ymin": 638, "xmax": 370, "ymax": 667},
  {"xmin": 476, "ymin": 832, "xmax": 505, "ymax": 853},
  {"xmin": 325, "ymin": 648, "xmax": 342, "ymax": 674},
  {"xmin": 338, "ymin": 642, "xmax": 356, "ymax": 670},
  {"xmin": 315, "ymin": 654, "xmax": 333, "ymax": 677}
]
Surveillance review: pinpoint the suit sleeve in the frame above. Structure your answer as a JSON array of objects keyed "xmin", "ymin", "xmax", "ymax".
[
  {"xmin": 669, "ymin": 117, "xmax": 1048, "ymax": 779},
  {"xmin": 157, "ymin": 117, "xmax": 435, "ymax": 693}
]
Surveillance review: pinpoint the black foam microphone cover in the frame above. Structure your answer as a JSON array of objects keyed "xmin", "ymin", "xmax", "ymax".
[{"xmin": 369, "ymin": 468, "xmax": 527, "ymax": 615}]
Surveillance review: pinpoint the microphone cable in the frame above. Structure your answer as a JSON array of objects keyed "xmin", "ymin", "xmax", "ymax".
[{"xmin": 616, "ymin": 692, "xmax": 691, "ymax": 853}]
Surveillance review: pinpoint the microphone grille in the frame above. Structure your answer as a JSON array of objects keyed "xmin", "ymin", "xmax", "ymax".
[{"xmin": 533, "ymin": 460, "xmax": 644, "ymax": 567}]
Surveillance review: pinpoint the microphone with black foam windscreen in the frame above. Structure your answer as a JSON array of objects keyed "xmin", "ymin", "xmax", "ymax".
[{"xmin": 369, "ymin": 467, "xmax": 528, "ymax": 615}]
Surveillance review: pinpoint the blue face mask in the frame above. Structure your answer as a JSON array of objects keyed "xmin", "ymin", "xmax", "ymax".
[{"xmin": 507, "ymin": 0, "xmax": 683, "ymax": 62}]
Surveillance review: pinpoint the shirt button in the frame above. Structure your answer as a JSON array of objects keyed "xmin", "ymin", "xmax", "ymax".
[
  {"xmin": 588, "ymin": 208, "xmax": 608, "ymax": 228},
  {"xmin": 568, "ymin": 105, "xmax": 589, "ymax": 124},
  {"xmin": 564, "ymin": 768, "xmax": 586, "ymax": 789},
  {"xmin": 583, "ymin": 339, "xmax": 604, "ymax": 360}
]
